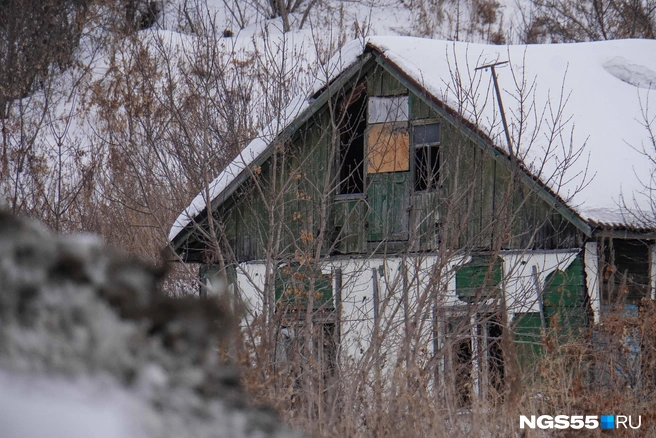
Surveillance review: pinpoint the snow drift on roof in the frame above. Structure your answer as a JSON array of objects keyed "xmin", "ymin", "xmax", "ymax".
[
  {"xmin": 367, "ymin": 37, "xmax": 656, "ymax": 228},
  {"xmin": 170, "ymin": 37, "xmax": 656, "ymax": 242}
]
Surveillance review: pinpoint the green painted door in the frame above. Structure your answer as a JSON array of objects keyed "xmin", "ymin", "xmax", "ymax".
[
  {"xmin": 366, "ymin": 172, "xmax": 411, "ymax": 241},
  {"xmin": 333, "ymin": 198, "xmax": 366, "ymax": 253}
]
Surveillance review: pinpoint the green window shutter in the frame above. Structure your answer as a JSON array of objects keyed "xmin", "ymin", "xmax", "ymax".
[
  {"xmin": 542, "ymin": 255, "xmax": 585, "ymax": 338},
  {"xmin": 275, "ymin": 263, "xmax": 333, "ymax": 309},
  {"xmin": 455, "ymin": 255, "xmax": 503, "ymax": 302}
]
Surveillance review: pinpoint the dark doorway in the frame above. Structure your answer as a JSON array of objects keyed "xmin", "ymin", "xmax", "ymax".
[{"xmin": 339, "ymin": 88, "xmax": 366, "ymax": 195}]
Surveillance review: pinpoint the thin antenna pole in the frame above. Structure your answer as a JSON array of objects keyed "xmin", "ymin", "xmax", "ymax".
[{"xmin": 475, "ymin": 61, "xmax": 514, "ymax": 160}]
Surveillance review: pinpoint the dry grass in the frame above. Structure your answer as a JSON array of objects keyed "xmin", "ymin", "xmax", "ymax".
[{"xmin": 237, "ymin": 301, "xmax": 656, "ymax": 437}]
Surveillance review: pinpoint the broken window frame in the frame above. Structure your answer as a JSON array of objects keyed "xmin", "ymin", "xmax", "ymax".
[
  {"xmin": 438, "ymin": 307, "xmax": 505, "ymax": 408},
  {"xmin": 337, "ymin": 84, "xmax": 367, "ymax": 196},
  {"xmin": 599, "ymin": 237, "xmax": 651, "ymax": 313},
  {"xmin": 412, "ymin": 121, "xmax": 441, "ymax": 192},
  {"xmin": 273, "ymin": 267, "xmax": 341, "ymax": 401},
  {"xmin": 274, "ymin": 317, "xmax": 338, "ymax": 385}
]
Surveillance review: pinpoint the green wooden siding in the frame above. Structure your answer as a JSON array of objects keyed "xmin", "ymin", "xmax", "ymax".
[
  {"xmin": 411, "ymin": 191, "xmax": 440, "ymax": 250},
  {"xmin": 368, "ymin": 68, "xmax": 407, "ymax": 96},
  {"xmin": 437, "ymin": 116, "xmax": 582, "ymax": 252},
  {"xmin": 366, "ymin": 172, "xmax": 411, "ymax": 241},
  {"xmin": 334, "ymin": 198, "xmax": 366, "ymax": 253},
  {"xmin": 409, "ymin": 93, "xmax": 438, "ymax": 120},
  {"xmin": 275, "ymin": 263, "xmax": 333, "ymax": 309},
  {"xmin": 203, "ymin": 59, "xmax": 583, "ymax": 262},
  {"xmin": 542, "ymin": 255, "xmax": 586, "ymax": 337},
  {"xmin": 512, "ymin": 255, "xmax": 586, "ymax": 368},
  {"xmin": 221, "ymin": 188, "xmax": 267, "ymax": 261},
  {"xmin": 513, "ymin": 312, "xmax": 544, "ymax": 371},
  {"xmin": 455, "ymin": 255, "xmax": 503, "ymax": 302}
]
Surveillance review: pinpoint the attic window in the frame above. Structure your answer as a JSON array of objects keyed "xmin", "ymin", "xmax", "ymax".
[
  {"xmin": 366, "ymin": 95, "xmax": 410, "ymax": 174},
  {"xmin": 414, "ymin": 122, "xmax": 441, "ymax": 191},
  {"xmin": 367, "ymin": 96, "xmax": 409, "ymax": 123},
  {"xmin": 366, "ymin": 123, "xmax": 409, "ymax": 173},
  {"xmin": 338, "ymin": 86, "xmax": 366, "ymax": 195}
]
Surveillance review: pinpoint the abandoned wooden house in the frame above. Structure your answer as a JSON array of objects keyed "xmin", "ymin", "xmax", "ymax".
[{"xmin": 169, "ymin": 37, "xmax": 656, "ymax": 403}]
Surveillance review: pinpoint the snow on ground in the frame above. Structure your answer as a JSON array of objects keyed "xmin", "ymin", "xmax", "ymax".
[
  {"xmin": 5, "ymin": 0, "xmax": 424, "ymax": 227},
  {"xmin": 5, "ymin": 0, "xmax": 652, "ymax": 238},
  {"xmin": 0, "ymin": 371, "xmax": 152, "ymax": 438}
]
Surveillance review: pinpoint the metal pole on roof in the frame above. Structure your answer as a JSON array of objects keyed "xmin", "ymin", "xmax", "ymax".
[{"xmin": 475, "ymin": 61, "xmax": 514, "ymax": 160}]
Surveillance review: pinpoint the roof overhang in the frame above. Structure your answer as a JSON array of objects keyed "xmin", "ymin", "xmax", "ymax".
[{"xmin": 170, "ymin": 39, "xmax": 656, "ymax": 255}]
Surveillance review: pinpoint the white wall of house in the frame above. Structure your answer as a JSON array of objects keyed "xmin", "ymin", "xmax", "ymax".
[
  {"xmin": 232, "ymin": 249, "xmax": 582, "ymax": 365},
  {"xmin": 584, "ymin": 242, "xmax": 601, "ymax": 323}
]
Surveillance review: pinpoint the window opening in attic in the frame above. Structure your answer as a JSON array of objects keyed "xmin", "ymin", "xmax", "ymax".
[
  {"xmin": 338, "ymin": 86, "xmax": 366, "ymax": 195},
  {"xmin": 366, "ymin": 123, "xmax": 409, "ymax": 174},
  {"xmin": 600, "ymin": 238, "xmax": 650, "ymax": 312},
  {"xmin": 413, "ymin": 122, "xmax": 441, "ymax": 191},
  {"xmin": 367, "ymin": 95, "xmax": 409, "ymax": 123},
  {"xmin": 366, "ymin": 96, "xmax": 410, "ymax": 175}
]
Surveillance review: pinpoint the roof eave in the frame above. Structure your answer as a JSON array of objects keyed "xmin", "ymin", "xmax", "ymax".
[
  {"xmin": 370, "ymin": 47, "xmax": 594, "ymax": 238},
  {"xmin": 169, "ymin": 52, "xmax": 376, "ymax": 253}
]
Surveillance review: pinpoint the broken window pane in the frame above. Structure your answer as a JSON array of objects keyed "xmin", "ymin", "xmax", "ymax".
[
  {"xmin": 367, "ymin": 95, "xmax": 409, "ymax": 124},
  {"xmin": 447, "ymin": 315, "xmax": 473, "ymax": 408},
  {"xmin": 339, "ymin": 89, "xmax": 366, "ymax": 194},
  {"xmin": 600, "ymin": 238, "xmax": 650, "ymax": 310},
  {"xmin": 445, "ymin": 312, "xmax": 505, "ymax": 408},
  {"xmin": 483, "ymin": 314, "xmax": 504, "ymax": 402},
  {"xmin": 413, "ymin": 123, "xmax": 440, "ymax": 191}
]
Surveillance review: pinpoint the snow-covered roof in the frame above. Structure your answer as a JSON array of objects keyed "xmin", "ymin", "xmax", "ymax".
[{"xmin": 170, "ymin": 37, "xmax": 656, "ymax": 242}]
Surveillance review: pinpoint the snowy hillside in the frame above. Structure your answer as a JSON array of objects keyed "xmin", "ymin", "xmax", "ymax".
[{"xmin": 0, "ymin": 0, "xmax": 542, "ymax": 259}]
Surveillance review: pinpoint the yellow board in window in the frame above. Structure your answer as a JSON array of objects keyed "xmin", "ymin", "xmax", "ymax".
[{"xmin": 366, "ymin": 124, "xmax": 409, "ymax": 174}]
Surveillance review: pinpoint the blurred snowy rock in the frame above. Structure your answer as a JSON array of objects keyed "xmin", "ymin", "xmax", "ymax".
[{"xmin": 0, "ymin": 211, "xmax": 303, "ymax": 438}]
